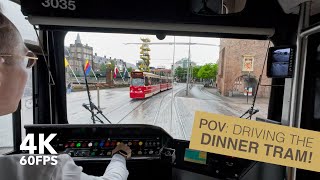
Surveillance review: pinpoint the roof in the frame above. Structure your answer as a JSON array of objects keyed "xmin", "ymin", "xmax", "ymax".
[
  {"xmin": 93, "ymin": 55, "xmax": 108, "ymax": 64},
  {"xmin": 125, "ymin": 62, "xmax": 137, "ymax": 69},
  {"xmin": 75, "ymin": 33, "xmax": 81, "ymax": 44}
]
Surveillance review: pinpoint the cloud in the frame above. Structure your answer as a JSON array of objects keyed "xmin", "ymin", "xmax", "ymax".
[{"xmin": 65, "ymin": 32, "xmax": 220, "ymax": 68}]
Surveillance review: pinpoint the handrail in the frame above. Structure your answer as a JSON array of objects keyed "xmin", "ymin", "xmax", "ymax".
[{"xmin": 300, "ymin": 22, "xmax": 320, "ymax": 38}]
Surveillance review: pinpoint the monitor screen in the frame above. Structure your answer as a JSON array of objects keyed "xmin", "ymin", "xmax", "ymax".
[
  {"xmin": 267, "ymin": 47, "xmax": 295, "ymax": 78},
  {"xmin": 184, "ymin": 148, "xmax": 207, "ymax": 165}
]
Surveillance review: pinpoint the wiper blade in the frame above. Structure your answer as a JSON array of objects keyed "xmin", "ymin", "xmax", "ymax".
[
  {"xmin": 82, "ymin": 64, "xmax": 111, "ymax": 124},
  {"xmin": 82, "ymin": 103, "xmax": 112, "ymax": 124}
]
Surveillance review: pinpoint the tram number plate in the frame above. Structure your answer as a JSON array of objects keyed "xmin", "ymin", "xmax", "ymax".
[{"xmin": 41, "ymin": 0, "xmax": 76, "ymax": 11}]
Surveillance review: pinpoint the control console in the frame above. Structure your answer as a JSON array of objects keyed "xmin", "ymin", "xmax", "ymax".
[
  {"xmin": 62, "ymin": 137, "xmax": 161, "ymax": 158},
  {"xmin": 23, "ymin": 124, "xmax": 262, "ymax": 179},
  {"xmin": 24, "ymin": 124, "xmax": 172, "ymax": 160}
]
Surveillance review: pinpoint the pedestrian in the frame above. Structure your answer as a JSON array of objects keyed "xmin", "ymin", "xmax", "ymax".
[
  {"xmin": 0, "ymin": 8, "xmax": 131, "ymax": 180},
  {"xmin": 67, "ymin": 82, "xmax": 72, "ymax": 94}
]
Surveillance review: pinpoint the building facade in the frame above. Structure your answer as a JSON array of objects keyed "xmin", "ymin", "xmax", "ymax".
[
  {"xmin": 93, "ymin": 54, "xmax": 109, "ymax": 72},
  {"xmin": 174, "ymin": 58, "xmax": 196, "ymax": 69},
  {"xmin": 217, "ymin": 39, "xmax": 272, "ymax": 97},
  {"xmin": 68, "ymin": 34, "xmax": 94, "ymax": 74}
]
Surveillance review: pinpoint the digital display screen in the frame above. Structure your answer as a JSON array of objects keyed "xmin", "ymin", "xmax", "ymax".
[
  {"xmin": 267, "ymin": 47, "xmax": 295, "ymax": 78},
  {"xmin": 184, "ymin": 148, "xmax": 207, "ymax": 165},
  {"xmin": 131, "ymin": 72, "xmax": 144, "ymax": 78}
]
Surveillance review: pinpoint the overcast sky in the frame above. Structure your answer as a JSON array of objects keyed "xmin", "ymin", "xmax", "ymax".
[
  {"xmin": 65, "ymin": 33, "xmax": 220, "ymax": 68},
  {"xmin": 2, "ymin": 0, "xmax": 221, "ymax": 68}
]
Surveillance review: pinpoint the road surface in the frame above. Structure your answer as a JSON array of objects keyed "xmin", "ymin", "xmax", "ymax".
[{"xmin": 0, "ymin": 83, "xmax": 247, "ymax": 152}]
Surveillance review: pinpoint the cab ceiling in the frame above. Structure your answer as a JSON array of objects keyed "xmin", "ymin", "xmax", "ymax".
[
  {"xmin": 278, "ymin": 0, "xmax": 320, "ymax": 15},
  {"xmin": 11, "ymin": 0, "xmax": 299, "ymax": 41}
]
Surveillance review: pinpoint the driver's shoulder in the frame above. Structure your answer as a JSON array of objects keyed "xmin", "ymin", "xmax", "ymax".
[{"xmin": 0, "ymin": 154, "xmax": 80, "ymax": 180}]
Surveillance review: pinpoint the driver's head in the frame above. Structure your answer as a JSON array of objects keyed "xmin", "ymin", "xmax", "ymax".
[{"xmin": 0, "ymin": 10, "xmax": 37, "ymax": 116}]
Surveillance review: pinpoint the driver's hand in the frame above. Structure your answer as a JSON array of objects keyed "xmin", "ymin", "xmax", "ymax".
[{"xmin": 112, "ymin": 143, "xmax": 132, "ymax": 159}]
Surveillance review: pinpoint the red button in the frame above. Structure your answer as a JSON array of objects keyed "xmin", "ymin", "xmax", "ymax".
[
  {"xmin": 64, "ymin": 143, "xmax": 69, "ymax": 148},
  {"xmin": 133, "ymin": 141, "xmax": 138, "ymax": 145},
  {"xmin": 70, "ymin": 143, "xmax": 75, "ymax": 147},
  {"xmin": 82, "ymin": 143, "xmax": 87, "ymax": 147},
  {"xmin": 105, "ymin": 142, "xmax": 110, "ymax": 147}
]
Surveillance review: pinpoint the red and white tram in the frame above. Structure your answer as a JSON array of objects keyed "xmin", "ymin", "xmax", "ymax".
[{"xmin": 130, "ymin": 71, "xmax": 172, "ymax": 99}]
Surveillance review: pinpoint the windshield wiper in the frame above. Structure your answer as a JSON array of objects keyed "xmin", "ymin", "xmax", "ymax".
[{"xmin": 82, "ymin": 64, "xmax": 112, "ymax": 124}]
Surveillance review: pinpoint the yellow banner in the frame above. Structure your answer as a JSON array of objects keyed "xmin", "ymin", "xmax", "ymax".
[
  {"xmin": 189, "ymin": 111, "xmax": 320, "ymax": 172},
  {"xmin": 64, "ymin": 58, "xmax": 69, "ymax": 67}
]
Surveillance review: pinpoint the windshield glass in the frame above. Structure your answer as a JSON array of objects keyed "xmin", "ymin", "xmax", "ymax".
[
  {"xmin": 64, "ymin": 32, "xmax": 272, "ymax": 140},
  {"xmin": 131, "ymin": 78, "xmax": 144, "ymax": 86}
]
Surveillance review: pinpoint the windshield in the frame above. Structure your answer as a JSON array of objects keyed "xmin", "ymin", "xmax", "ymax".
[
  {"xmin": 64, "ymin": 32, "xmax": 272, "ymax": 140},
  {"xmin": 131, "ymin": 78, "xmax": 144, "ymax": 86}
]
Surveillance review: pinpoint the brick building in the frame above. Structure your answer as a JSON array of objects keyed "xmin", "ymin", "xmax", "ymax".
[
  {"xmin": 217, "ymin": 39, "xmax": 272, "ymax": 97},
  {"xmin": 68, "ymin": 34, "xmax": 94, "ymax": 74}
]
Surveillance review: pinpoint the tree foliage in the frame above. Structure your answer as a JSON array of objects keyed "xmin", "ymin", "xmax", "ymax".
[
  {"xmin": 100, "ymin": 64, "xmax": 107, "ymax": 72},
  {"xmin": 174, "ymin": 66, "xmax": 187, "ymax": 81},
  {"xmin": 192, "ymin": 66, "xmax": 201, "ymax": 79},
  {"xmin": 127, "ymin": 67, "xmax": 133, "ymax": 72},
  {"xmin": 198, "ymin": 63, "xmax": 218, "ymax": 80}
]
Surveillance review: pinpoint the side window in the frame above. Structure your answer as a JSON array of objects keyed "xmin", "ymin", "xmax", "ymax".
[
  {"xmin": 145, "ymin": 77, "xmax": 149, "ymax": 86},
  {"xmin": 314, "ymin": 45, "xmax": 320, "ymax": 119},
  {"xmin": 0, "ymin": 1, "xmax": 36, "ymax": 154},
  {"xmin": 317, "ymin": 45, "xmax": 320, "ymax": 62},
  {"xmin": 0, "ymin": 114, "xmax": 13, "ymax": 154}
]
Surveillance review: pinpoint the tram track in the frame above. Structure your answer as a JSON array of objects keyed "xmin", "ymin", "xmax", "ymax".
[
  {"xmin": 105, "ymin": 98, "xmax": 144, "ymax": 115},
  {"xmin": 151, "ymin": 84, "xmax": 188, "ymax": 140},
  {"xmin": 117, "ymin": 88, "xmax": 176, "ymax": 124},
  {"xmin": 111, "ymin": 84, "xmax": 188, "ymax": 140},
  {"xmin": 152, "ymin": 86, "xmax": 183, "ymax": 125},
  {"xmin": 116, "ymin": 98, "xmax": 151, "ymax": 124},
  {"xmin": 172, "ymin": 89, "xmax": 188, "ymax": 140}
]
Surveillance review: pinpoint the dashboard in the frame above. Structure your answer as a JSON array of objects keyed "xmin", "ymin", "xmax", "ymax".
[
  {"xmin": 22, "ymin": 124, "xmax": 284, "ymax": 180},
  {"xmin": 24, "ymin": 124, "xmax": 171, "ymax": 160}
]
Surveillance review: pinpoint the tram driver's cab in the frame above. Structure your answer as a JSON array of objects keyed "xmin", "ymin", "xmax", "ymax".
[{"xmin": 2, "ymin": 0, "xmax": 320, "ymax": 180}]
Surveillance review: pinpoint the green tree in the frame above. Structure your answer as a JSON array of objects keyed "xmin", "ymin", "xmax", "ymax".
[
  {"xmin": 212, "ymin": 63, "xmax": 218, "ymax": 80},
  {"xmin": 198, "ymin": 63, "xmax": 218, "ymax": 80},
  {"xmin": 192, "ymin": 66, "xmax": 202, "ymax": 79},
  {"xmin": 175, "ymin": 66, "xmax": 188, "ymax": 82},
  {"xmin": 110, "ymin": 60, "xmax": 116, "ymax": 70},
  {"xmin": 100, "ymin": 64, "xmax": 107, "ymax": 72},
  {"xmin": 127, "ymin": 67, "xmax": 133, "ymax": 72}
]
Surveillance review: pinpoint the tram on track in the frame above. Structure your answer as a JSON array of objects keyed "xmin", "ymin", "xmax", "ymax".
[
  {"xmin": 130, "ymin": 71, "xmax": 173, "ymax": 99},
  {"xmin": 2, "ymin": 0, "xmax": 320, "ymax": 180}
]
